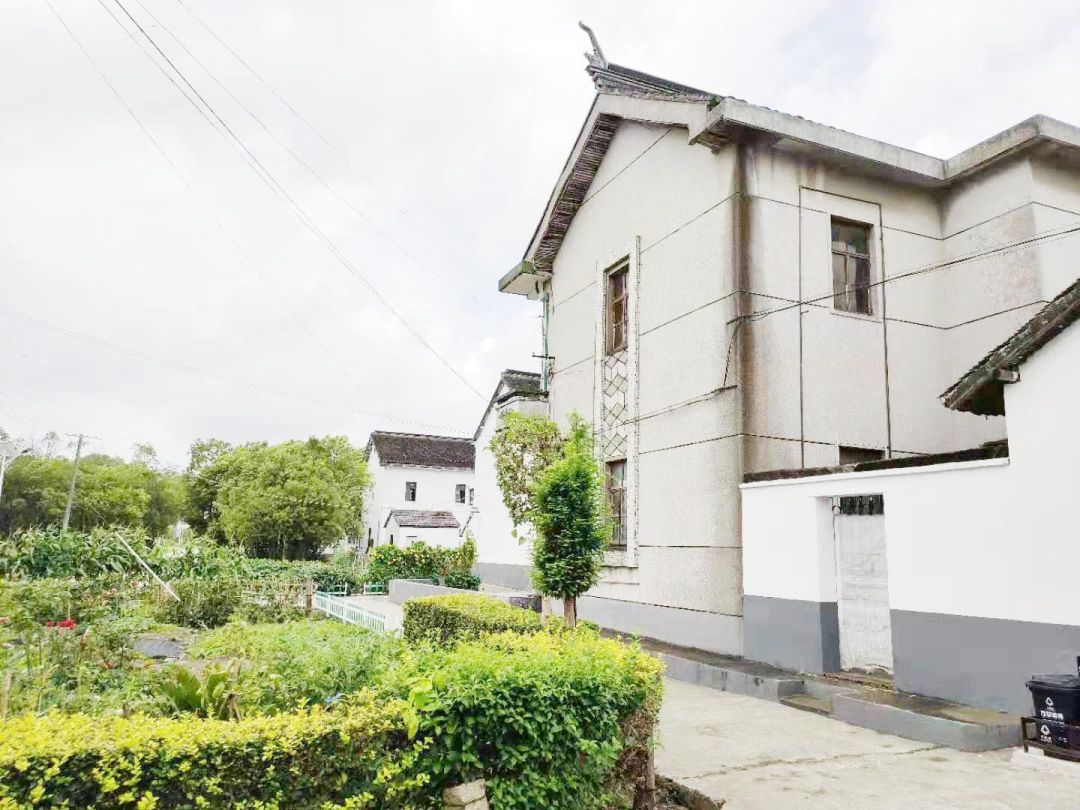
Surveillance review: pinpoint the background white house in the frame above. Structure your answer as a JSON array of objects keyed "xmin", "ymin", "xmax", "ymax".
[
  {"xmin": 740, "ymin": 278, "xmax": 1080, "ymax": 714},
  {"xmin": 362, "ymin": 431, "xmax": 474, "ymax": 549},
  {"xmin": 470, "ymin": 370, "xmax": 547, "ymax": 590}
]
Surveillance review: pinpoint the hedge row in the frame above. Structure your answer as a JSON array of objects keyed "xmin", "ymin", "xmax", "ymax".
[
  {"xmin": 401, "ymin": 629, "xmax": 664, "ymax": 809},
  {"xmin": 0, "ymin": 692, "xmax": 427, "ymax": 809},
  {"xmin": 402, "ymin": 593, "xmax": 541, "ymax": 645}
]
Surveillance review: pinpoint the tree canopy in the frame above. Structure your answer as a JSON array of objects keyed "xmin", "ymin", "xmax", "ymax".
[
  {"xmin": 527, "ymin": 415, "xmax": 609, "ymax": 628},
  {"xmin": 184, "ymin": 436, "xmax": 370, "ymax": 560},
  {"xmin": 0, "ymin": 445, "xmax": 186, "ymax": 536},
  {"xmin": 488, "ymin": 411, "xmax": 564, "ymax": 530}
]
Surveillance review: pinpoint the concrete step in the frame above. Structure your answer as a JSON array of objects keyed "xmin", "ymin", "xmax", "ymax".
[
  {"xmin": 832, "ymin": 689, "xmax": 1021, "ymax": 752},
  {"xmin": 659, "ymin": 651, "xmax": 807, "ymax": 702},
  {"xmin": 780, "ymin": 693, "xmax": 833, "ymax": 716}
]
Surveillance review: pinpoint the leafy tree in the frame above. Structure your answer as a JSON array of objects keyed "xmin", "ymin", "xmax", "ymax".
[
  {"xmin": 529, "ymin": 415, "xmax": 609, "ymax": 628},
  {"xmin": 183, "ymin": 438, "xmax": 235, "ymax": 534},
  {"xmin": 194, "ymin": 436, "xmax": 370, "ymax": 560},
  {"xmin": 488, "ymin": 412, "xmax": 563, "ymax": 531},
  {"xmin": 0, "ymin": 448, "xmax": 185, "ymax": 536}
]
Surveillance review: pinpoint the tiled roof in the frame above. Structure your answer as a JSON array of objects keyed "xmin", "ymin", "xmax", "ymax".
[
  {"xmin": 497, "ymin": 369, "xmax": 543, "ymax": 401},
  {"xmin": 473, "ymin": 369, "xmax": 547, "ymax": 439},
  {"xmin": 941, "ymin": 277, "xmax": 1080, "ymax": 415},
  {"xmin": 386, "ymin": 509, "xmax": 460, "ymax": 529},
  {"xmin": 586, "ymin": 62, "xmax": 715, "ymax": 102},
  {"xmin": 368, "ymin": 431, "xmax": 474, "ymax": 469}
]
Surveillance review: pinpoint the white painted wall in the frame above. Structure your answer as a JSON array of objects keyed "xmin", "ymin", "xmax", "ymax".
[
  {"xmin": 362, "ymin": 447, "xmax": 472, "ymax": 547},
  {"xmin": 529, "ymin": 94, "xmax": 1080, "ymax": 655},
  {"xmin": 741, "ymin": 319, "xmax": 1080, "ymax": 628},
  {"xmin": 384, "ymin": 518, "xmax": 462, "ymax": 550}
]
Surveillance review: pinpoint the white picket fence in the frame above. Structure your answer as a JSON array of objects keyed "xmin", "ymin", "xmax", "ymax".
[{"xmin": 311, "ymin": 591, "xmax": 387, "ymax": 632}]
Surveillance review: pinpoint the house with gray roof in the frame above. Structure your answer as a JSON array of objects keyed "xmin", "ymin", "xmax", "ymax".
[
  {"xmin": 362, "ymin": 431, "xmax": 474, "ymax": 550},
  {"xmin": 497, "ymin": 25, "xmax": 1080, "ymax": 654},
  {"xmin": 739, "ymin": 279, "xmax": 1080, "ymax": 714}
]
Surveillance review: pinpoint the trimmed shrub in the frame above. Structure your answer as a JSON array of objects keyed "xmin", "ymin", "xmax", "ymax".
[
  {"xmin": 0, "ymin": 693, "xmax": 427, "ymax": 808},
  {"xmin": 397, "ymin": 628, "xmax": 664, "ymax": 810},
  {"xmin": 443, "ymin": 571, "xmax": 481, "ymax": 591},
  {"xmin": 402, "ymin": 593, "xmax": 540, "ymax": 645}
]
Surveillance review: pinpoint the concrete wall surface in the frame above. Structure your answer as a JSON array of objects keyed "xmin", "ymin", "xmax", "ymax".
[{"xmin": 740, "ymin": 321, "xmax": 1080, "ymax": 712}]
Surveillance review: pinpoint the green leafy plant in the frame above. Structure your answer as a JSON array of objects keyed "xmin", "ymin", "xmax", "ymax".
[
  {"xmin": 530, "ymin": 415, "xmax": 609, "ymax": 628},
  {"xmin": 155, "ymin": 577, "xmax": 240, "ymax": 629},
  {"xmin": 158, "ymin": 663, "xmax": 242, "ymax": 720},
  {"xmin": 389, "ymin": 627, "xmax": 664, "ymax": 809},
  {"xmin": 0, "ymin": 693, "xmax": 428, "ymax": 808},
  {"xmin": 443, "ymin": 571, "xmax": 481, "ymax": 591},
  {"xmin": 402, "ymin": 594, "xmax": 540, "ymax": 645},
  {"xmin": 189, "ymin": 620, "xmax": 402, "ymax": 713},
  {"xmin": 0, "ymin": 526, "xmax": 150, "ymax": 580},
  {"xmin": 488, "ymin": 412, "xmax": 564, "ymax": 531}
]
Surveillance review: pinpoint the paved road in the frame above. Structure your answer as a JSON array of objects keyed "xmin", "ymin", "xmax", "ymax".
[{"xmin": 656, "ymin": 678, "xmax": 1080, "ymax": 809}]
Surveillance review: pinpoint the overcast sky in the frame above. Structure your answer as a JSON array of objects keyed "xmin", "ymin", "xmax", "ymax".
[{"xmin": 2, "ymin": 0, "xmax": 1079, "ymax": 467}]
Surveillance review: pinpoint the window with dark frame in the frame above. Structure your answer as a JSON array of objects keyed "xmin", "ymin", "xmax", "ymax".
[
  {"xmin": 831, "ymin": 219, "xmax": 872, "ymax": 315},
  {"xmin": 606, "ymin": 459, "xmax": 627, "ymax": 549},
  {"xmin": 606, "ymin": 262, "xmax": 629, "ymax": 354},
  {"xmin": 468, "ymin": 487, "xmax": 474, "ymax": 505},
  {"xmin": 455, "ymin": 484, "xmax": 466, "ymax": 504},
  {"xmin": 405, "ymin": 481, "xmax": 417, "ymax": 502}
]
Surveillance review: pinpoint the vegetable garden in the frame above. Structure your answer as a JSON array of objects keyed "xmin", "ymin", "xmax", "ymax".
[{"xmin": 0, "ymin": 527, "xmax": 663, "ymax": 809}]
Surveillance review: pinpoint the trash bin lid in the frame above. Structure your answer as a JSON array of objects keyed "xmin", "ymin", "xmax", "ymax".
[{"xmin": 1027, "ymin": 674, "xmax": 1080, "ymax": 690}]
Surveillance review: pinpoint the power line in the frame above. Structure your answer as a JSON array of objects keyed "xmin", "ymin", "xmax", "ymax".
[
  {"xmin": 0, "ymin": 307, "xmax": 468, "ymax": 434},
  {"xmin": 743, "ymin": 222, "xmax": 1080, "ymax": 324},
  {"xmin": 168, "ymin": 0, "xmax": 467, "ymax": 268},
  {"xmin": 99, "ymin": 0, "xmax": 484, "ymax": 399},
  {"xmin": 42, "ymin": 0, "xmax": 355, "ymax": 382},
  {"xmin": 131, "ymin": 0, "xmax": 476, "ymax": 302}
]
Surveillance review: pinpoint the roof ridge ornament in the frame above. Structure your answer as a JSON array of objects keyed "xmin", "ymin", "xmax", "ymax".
[{"xmin": 579, "ymin": 21, "xmax": 608, "ymax": 69}]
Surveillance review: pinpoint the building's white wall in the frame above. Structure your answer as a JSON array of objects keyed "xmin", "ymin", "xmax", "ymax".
[
  {"xmin": 385, "ymin": 520, "xmax": 463, "ymax": 550},
  {"xmin": 546, "ymin": 119, "xmax": 742, "ymax": 620},
  {"xmin": 471, "ymin": 395, "xmax": 548, "ymax": 567},
  {"xmin": 533, "ymin": 103, "xmax": 1080, "ymax": 653},
  {"xmin": 362, "ymin": 448, "xmax": 472, "ymax": 547},
  {"xmin": 742, "ymin": 321, "xmax": 1080, "ymax": 627}
]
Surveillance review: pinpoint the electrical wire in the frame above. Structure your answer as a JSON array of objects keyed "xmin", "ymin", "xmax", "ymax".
[
  {"xmin": 0, "ymin": 306, "xmax": 468, "ymax": 434},
  {"xmin": 100, "ymin": 0, "xmax": 484, "ymax": 399},
  {"xmin": 131, "ymin": 0, "xmax": 477, "ymax": 302},
  {"xmin": 42, "ymin": 0, "xmax": 356, "ymax": 382},
  {"xmin": 168, "ymin": 0, "xmax": 469, "ymax": 269}
]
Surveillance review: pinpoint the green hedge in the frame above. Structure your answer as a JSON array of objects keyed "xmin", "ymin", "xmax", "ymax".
[
  {"xmin": 402, "ymin": 593, "xmax": 541, "ymax": 645},
  {"xmin": 0, "ymin": 693, "xmax": 427, "ymax": 809},
  {"xmin": 401, "ymin": 629, "xmax": 664, "ymax": 809}
]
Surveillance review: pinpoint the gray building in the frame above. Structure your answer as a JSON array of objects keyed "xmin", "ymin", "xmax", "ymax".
[{"xmin": 497, "ymin": 36, "xmax": 1080, "ymax": 655}]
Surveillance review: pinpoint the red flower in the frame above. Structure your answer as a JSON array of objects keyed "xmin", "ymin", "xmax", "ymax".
[{"xmin": 58, "ymin": 618, "xmax": 76, "ymax": 630}]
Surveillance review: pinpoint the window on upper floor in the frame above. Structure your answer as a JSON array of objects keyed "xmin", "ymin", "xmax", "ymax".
[
  {"xmin": 405, "ymin": 481, "xmax": 417, "ymax": 502},
  {"xmin": 606, "ymin": 261, "xmax": 629, "ymax": 354},
  {"xmin": 468, "ymin": 487, "xmax": 475, "ymax": 505},
  {"xmin": 606, "ymin": 459, "xmax": 627, "ymax": 549},
  {"xmin": 831, "ymin": 219, "xmax": 872, "ymax": 315},
  {"xmin": 455, "ymin": 484, "xmax": 466, "ymax": 504}
]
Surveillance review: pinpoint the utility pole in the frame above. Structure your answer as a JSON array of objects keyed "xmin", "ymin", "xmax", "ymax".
[{"xmin": 62, "ymin": 433, "xmax": 96, "ymax": 530}]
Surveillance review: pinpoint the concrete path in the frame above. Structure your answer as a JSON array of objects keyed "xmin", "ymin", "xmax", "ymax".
[{"xmin": 657, "ymin": 678, "xmax": 1080, "ymax": 809}]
